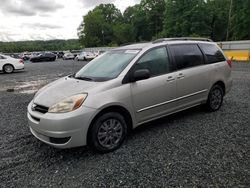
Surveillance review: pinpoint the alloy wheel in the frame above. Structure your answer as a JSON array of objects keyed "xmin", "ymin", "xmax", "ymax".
[
  {"xmin": 97, "ymin": 118, "xmax": 123, "ymax": 149},
  {"xmin": 209, "ymin": 88, "xmax": 223, "ymax": 110},
  {"xmin": 4, "ymin": 65, "xmax": 14, "ymax": 73}
]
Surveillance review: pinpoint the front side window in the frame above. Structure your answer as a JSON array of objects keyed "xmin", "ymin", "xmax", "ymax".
[
  {"xmin": 199, "ymin": 43, "xmax": 226, "ymax": 64},
  {"xmin": 134, "ymin": 47, "xmax": 170, "ymax": 77},
  {"xmin": 75, "ymin": 49, "xmax": 139, "ymax": 81},
  {"xmin": 169, "ymin": 44, "xmax": 204, "ymax": 70}
]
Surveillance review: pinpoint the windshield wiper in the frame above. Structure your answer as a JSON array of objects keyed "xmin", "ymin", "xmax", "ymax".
[
  {"xmin": 74, "ymin": 76, "xmax": 94, "ymax": 81},
  {"xmin": 68, "ymin": 73, "xmax": 76, "ymax": 78}
]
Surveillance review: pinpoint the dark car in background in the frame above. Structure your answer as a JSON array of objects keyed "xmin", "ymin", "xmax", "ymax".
[
  {"xmin": 57, "ymin": 51, "xmax": 64, "ymax": 58},
  {"xmin": 30, "ymin": 52, "xmax": 56, "ymax": 62}
]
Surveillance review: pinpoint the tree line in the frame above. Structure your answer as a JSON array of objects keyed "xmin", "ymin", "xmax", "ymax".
[
  {"xmin": 78, "ymin": 0, "xmax": 250, "ymax": 47},
  {"xmin": 0, "ymin": 39, "xmax": 81, "ymax": 53}
]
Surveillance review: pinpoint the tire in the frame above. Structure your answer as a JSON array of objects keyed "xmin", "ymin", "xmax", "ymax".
[
  {"xmin": 3, "ymin": 64, "xmax": 14, "ymax": 74},
  {"xmin": 89, "ymin": 112, "xmax": 127, "ymax": 153},
  {"xmin": 206, "ymin": 85, "xmax": 224, "ymax": 112}
]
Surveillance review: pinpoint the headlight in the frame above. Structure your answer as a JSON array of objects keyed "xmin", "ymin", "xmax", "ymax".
[{"xmin": 48, "ymin": 94, "xmax": 87, "ymax": 113}]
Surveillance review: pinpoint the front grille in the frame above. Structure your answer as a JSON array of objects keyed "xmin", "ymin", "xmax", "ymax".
[{"xmin": 33, "ymin": 104, "xmax": 49, "ymax": 114}]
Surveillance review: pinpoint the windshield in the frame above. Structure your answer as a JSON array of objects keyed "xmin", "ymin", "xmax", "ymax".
[{"xmin": 74, "ymin": 49, "xmax": 139, "ymax": 81}]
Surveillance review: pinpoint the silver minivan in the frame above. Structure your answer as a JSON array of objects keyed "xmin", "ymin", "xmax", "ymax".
[{"xmin": 27, "ymin": 38, "xmax": 232, "ymax": 152}]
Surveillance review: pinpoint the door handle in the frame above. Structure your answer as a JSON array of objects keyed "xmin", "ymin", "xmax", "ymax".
[
  {"xmin": 177, "ymin": 73, "xmax": 185, "ymax": 79},
  {"xmin": 167, "ymin": 76, "xmax": 175, "ymax": 82}
]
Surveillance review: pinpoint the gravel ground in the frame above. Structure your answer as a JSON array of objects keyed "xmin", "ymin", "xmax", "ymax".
[{"xmin": 0, "ymin": 60, "xmax": 249, "ymax": 187}]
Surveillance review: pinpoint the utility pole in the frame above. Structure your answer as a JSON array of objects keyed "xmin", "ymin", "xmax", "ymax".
[{"xmin": 226, "ymin": 0, "xmax": 233, "ymax": 41}]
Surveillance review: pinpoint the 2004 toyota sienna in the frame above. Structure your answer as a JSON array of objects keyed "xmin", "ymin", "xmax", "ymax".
[{"xmin": 27, "ymin": 38, "xmax": 232, "ymax": 152}]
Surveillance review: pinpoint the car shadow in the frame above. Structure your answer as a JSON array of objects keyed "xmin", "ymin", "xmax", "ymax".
[
  {"xmin": 130, "ymin": 105, "xmax": 205, "ymax": 136},
  {"xmin": 0, "ymin": 70, "xmax": 26, "ymax": 75}
]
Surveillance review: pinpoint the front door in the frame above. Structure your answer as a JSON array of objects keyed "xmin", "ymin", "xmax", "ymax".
[{"xmin": 130, "ymin": 46, "xmax": 177, "ymax": 124}]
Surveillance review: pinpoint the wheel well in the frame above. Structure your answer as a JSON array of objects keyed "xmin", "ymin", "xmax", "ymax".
[
  {"xmin": 214, "ymin": 81, "xmax": 225, "ymax": 95},
  {"xmin": 3, "ymin": 64, "xmax": 14, "ymax": 68},
  {"xmin": 87, "ymin": 105, "xmax": 133, "ymax": 144},
  {"xmin": 3, "ymin": 64, "xmax": 14, "ymax": 71}
]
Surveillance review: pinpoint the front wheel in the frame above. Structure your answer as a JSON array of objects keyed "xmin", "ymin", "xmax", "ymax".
[
  {"xmin": 206, "ymin": 85, "xmax": 224, "ymax": 111},
  {"xmin": 89, "ymin": 112, "xmax": 127, "ymax": 153}
]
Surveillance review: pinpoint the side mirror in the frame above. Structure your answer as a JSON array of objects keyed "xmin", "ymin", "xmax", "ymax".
[{"xmin": 132, "ymin": 69, "xmax": 150, "ymax": 82}]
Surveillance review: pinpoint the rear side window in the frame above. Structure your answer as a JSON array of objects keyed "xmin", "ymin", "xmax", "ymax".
[
  {"xmin": 169, "ymin": 44, "xmax": 204, "ymax": 70},
  {"xmin": 199, "ymin": 43, "xmax": 226, "ymax": 64}
]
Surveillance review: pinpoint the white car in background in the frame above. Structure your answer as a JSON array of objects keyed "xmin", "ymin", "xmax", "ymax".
[
  {"xmin": 94, "ymin": 50, "xmax": 105, "ymax": 57},
  {"xmin": 75, "ymin": 52, "xmax": 96, "ymax": 61},
  {"xmin": 63, "ymin": 53, "xmax": 75, "ymax": 60},
  {"xmin": 21, "ymin": 52, "xmax": 32, "ymax": 60},
  {"xmin": 0, "ymin": 54, "xmax": 24, "ymax": 73}
]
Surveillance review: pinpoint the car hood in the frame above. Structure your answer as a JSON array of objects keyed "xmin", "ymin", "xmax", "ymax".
[{"xmin": 33, "ymin": 77, "xmax": 99, "ymax": 107}]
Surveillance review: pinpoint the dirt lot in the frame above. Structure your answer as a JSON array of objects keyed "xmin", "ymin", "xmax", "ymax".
[{"xmin": 0, "ymin": 60, "xmax": 249, "ymax": 187}]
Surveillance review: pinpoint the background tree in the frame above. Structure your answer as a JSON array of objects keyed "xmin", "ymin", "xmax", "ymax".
[
  {"xmin": 77, "ymin": 0, "xmax": 250, "ymax": 47},
  {"xmin": 230, "ymin": 0, "xmax": 250, "ymax": 40},
  {"xmin": 123, "ymin": 0, "xmax": 165, "ymax": 41},
  {"xmin": 78, "ymin": 4, "xmax": 123, "ymax": 47},
  {"xmin": 163, "ymin": 0, "xmax": 208, "ymax": 38},
  {"xmin": 0, "ymin": 39, "xmax": 81, "ymax": 53},
  {"xmin": 204, "ymin": 0, "xmax": 230, "ymax": 41}
]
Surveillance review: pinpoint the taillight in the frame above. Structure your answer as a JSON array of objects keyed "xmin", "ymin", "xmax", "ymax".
[
  {"xmin": 227, "ymin": 59, "xmax": 232, "ymax": 68},
  {"xmin": 19, "ymin": 59, "xmax": 24, "ymax": 64}
]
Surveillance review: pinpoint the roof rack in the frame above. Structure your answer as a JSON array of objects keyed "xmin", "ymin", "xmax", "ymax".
[
  {"xmin": 120, "ymin": 41, "xmax": 149, "ymax": 46},
  {"xmin": 153, "ymin": 37, "xmax": 213, "ymax": 43}
]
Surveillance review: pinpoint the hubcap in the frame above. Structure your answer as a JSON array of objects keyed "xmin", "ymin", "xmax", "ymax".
[
  {"xmin": 97, "ymin": 118, "xmax": 123, "ymax": 149},
  {"xmin": 5, "ymin": 65, "xmax": 13, "ymax": 73},
  {"xmin": 210, "ymin": 89, "xmax": 222, "ymax": 110}
]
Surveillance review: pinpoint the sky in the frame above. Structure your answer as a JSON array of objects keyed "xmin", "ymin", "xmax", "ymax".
[{"xmin": 0, "ymin": 0, "xmax": 140, "ymax": 42}]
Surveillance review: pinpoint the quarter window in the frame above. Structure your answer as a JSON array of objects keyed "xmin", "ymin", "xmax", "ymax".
[
  {"xmin": 134, "ymin": 47, "xmax": 170, "ymax": 77},
  {"xmin": 169, "ymin": 44, "xmax": 204, "ymax": 70},
  {"xmin": 199, "ymin": 43, "xmax": 226, "ymax": 64}
]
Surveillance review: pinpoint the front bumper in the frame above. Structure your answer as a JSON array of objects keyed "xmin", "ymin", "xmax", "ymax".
[{"xmin": 27, "ymin": 101, "xmax": 97, "ymax": 148}]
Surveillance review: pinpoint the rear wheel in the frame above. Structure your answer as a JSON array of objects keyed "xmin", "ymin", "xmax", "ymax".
[
  {"xmin": 206, "ymin": 85, "xmax": 224, "ymax": 111},
  {"xmin": 89, "ymin": 112, "xmax": 127, "ymax": 153},
  {"xmin": 3, "ymin": 64, "xmax": 14, "ymax": 74}
]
